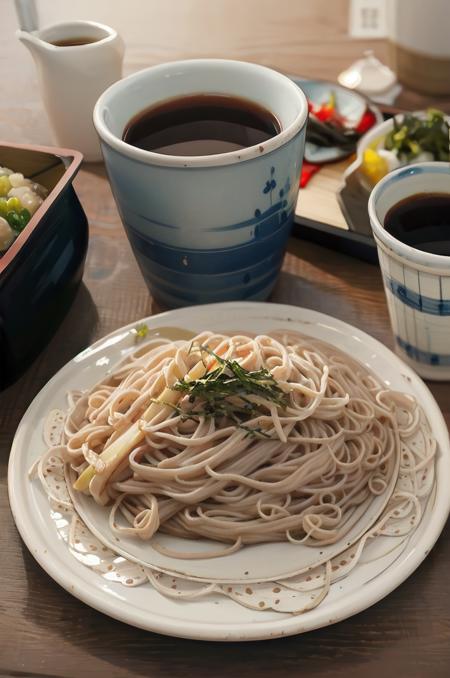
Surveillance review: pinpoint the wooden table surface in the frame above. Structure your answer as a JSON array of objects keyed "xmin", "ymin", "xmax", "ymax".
[{"xmin": 1, "ymin": 1, "xmax": 450, "ymax": 676}]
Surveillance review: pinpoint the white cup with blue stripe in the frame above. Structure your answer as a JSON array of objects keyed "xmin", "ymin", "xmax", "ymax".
[
  {"xmin": 94, "ymin": 59, "xmax": 308, "ymax": 308},
  {"xmin": 369, "ymin": 162, "xmax": 450, "ymax": 380}
]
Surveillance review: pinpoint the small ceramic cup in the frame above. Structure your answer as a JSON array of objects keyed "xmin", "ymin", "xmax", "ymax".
[
  {"xmin": 368, "ymin": 162, "xmax": 450, "ymax": 380},
  {"xmin": 94, "ymin": 59, "xmax": 308, "ymax": 307}
]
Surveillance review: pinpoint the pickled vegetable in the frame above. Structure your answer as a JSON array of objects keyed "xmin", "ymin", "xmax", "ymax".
[{"xmin": 0, "ymin": 165, "xmax": 47, "ymax": 257}]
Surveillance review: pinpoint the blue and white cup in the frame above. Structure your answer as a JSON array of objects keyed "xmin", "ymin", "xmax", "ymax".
[
  {"xmin": 94, "ymin": 59, "xmax": 308, "ymax": 307},
  {"xmin": 369, "ymin": 162, "xmax": 450, "ymax": 380}
]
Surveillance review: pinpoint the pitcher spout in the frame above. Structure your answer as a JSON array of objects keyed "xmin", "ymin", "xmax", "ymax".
[{"xmin": 16, "ymin": 29, "xmax": 52, "ymax": 64}]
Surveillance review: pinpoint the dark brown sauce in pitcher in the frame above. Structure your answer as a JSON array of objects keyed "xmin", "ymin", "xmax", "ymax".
[
  {"xmin": 122, "ymin": 94, "xmax": 281, "ymax": 156},
  {"xmin": 50, "ymin": 37, "xmax": 100, "ymax": 47}
]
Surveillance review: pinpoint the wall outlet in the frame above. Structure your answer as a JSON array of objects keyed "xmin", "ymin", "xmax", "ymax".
[{"xmin": 349, "ymin": 0, "xmax": 388, "ymax": 38}]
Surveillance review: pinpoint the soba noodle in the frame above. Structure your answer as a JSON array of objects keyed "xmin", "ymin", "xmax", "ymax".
[{"xmin": 58, "ymin": 331, "xmax": 421, "ymax": 556}]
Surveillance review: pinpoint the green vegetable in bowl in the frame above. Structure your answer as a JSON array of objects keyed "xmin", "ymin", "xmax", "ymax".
[
  {"xmin": 0, "ymin": 166, "xmax": 47, "ymax": 253},
  {"xmin": 384, "ymin": 109, "xmax": 449, "ymax": 162}
]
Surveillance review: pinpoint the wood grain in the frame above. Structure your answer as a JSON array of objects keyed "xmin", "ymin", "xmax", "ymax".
[
  {"xmin": 296, "ymin": 159, "xmax": 351, "ymax": 230},
  {"xmin": 1, "ymin": 1, "xmax": 450, "ymax": 676}
]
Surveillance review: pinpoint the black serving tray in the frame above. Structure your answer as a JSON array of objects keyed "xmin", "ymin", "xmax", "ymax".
[{"xmin": 291, "ymin": 86, "xmax": 398, "ymax": 264}]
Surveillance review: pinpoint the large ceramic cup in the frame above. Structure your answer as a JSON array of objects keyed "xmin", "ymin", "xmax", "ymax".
[
  {"xmin": 369, "ymin": 162, "xmax": 450, "ymax": 380},
  {"xmin": 94, "ymin": 59, "xmax": 307, "ymax": 307}
]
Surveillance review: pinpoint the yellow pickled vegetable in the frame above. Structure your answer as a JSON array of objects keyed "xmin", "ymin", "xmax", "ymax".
[
  {"xmin": 6, "ymin": 196, "xmax": 21, "ymax": 212},
  {"xmin": 361, "ymin": 148, "xmax": 389, "ymax": 185},
  {"xmin": 0, "ymin": 175, "xmax": 11, "ymax": 197}
]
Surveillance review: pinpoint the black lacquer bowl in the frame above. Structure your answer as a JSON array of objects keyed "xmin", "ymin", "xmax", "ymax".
[{"xmin": 0, "ymin": 142, "xmax": 88, "ymax": 390}]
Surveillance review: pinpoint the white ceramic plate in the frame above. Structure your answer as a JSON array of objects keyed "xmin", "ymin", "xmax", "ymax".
[
  {"xmin": 68, "ymin": 441, "xmax": 398, "ymax": 584},
  {"xmin": 8, "ymin": 302, "xmax": 450, "ymax": 641}
]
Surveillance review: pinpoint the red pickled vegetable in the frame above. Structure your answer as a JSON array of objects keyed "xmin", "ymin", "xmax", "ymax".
[
  {"xmin": 300, "ymin": 161, "xmax": 321, "ymax": 188},
  {"xmin": 354, "ymin": 108, "xmax": 376, "ymax": 134}
]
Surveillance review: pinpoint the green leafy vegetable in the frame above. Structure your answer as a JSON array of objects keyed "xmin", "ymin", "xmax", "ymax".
[
  {"xmin": 384, "ymin": 109, "xmax": 449, "ymax": 162},
  {"xmin": 6, "ymin": 210, "xmax": 22, "ymax": 231},
  {"xmin": 169, "ymin": 345, "xmax": 288, "ymax": 437}
]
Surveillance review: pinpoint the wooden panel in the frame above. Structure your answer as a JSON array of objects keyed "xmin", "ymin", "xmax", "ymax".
[{"xmin": 296, "ymin": 159, "xmax": 351, "ymax": 230}]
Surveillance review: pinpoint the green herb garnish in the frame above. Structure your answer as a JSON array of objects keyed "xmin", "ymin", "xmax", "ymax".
[
  {"xmin": 384, "ymin": 108, "xmax": 449, "ymax": 162},
  {"xmin": 170, "ymin": 345, "xmax": 288, "ymax": 437},
  {"xmin": 133, "ymin": 323, "xmax": 149, "ymax": 342}
]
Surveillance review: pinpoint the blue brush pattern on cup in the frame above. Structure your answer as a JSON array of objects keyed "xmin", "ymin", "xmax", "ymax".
[{"xmin": 368, "ymin": 161, "xmax": 450, "ymax": 380}]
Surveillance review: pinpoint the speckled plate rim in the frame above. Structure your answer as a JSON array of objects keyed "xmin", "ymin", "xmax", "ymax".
[{"xmin": 8, "ymin": 301, "xmax": 450, "ymax": 641}]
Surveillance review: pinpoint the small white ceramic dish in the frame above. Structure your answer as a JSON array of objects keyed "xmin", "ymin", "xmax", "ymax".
[
  {"xmin": 290, "ymin": 77, "xmax": 383, "ymax": 163},
  {"xmin": 342, "ymin": 112, "xmax": 450, "ymax": 191},
  {"xmin": 8, "ymin": 302, "xmax": 450, "ymax": 640},
  {"xmin": 338, "ymin": 112, "xmax": 450, "ymax": 236}
]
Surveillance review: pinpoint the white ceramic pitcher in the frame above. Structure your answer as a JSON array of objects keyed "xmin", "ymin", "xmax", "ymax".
[{"xmin": 17, "ymin": 21, "xmax": 124, "ymax": 161}]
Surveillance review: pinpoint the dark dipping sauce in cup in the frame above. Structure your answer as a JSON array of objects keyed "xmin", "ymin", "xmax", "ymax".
[
  {"xmin": 122, "ymin": 94, "xmax": 281, "ymax": 156},
  {"xmin": 384, "ymin": 193, "xmax": 450, "ymax": 255}
]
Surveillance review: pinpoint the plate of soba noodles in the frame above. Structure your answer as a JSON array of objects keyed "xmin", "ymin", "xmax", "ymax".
[{"xmin": 8, "ymin": 302, "xmax": 450, "ymax": 641}]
